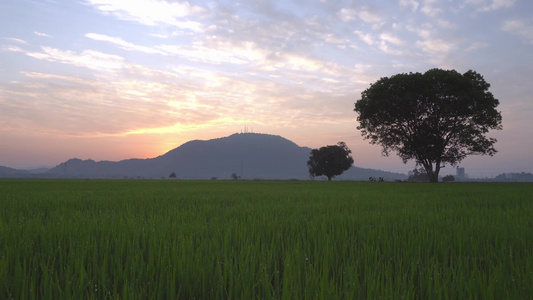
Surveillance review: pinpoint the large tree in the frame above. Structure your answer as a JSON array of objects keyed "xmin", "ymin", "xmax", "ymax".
[
  {"xmin": 307, "ymin": 142, "xmax": 354, "ymax": 181},
  {"xmin": 354, "ymin": 68, "xmax": 502, "ymax": 182}
]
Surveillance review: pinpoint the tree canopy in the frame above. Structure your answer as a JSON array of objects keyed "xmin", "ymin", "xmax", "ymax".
[
  {"xmin": 354, "ymin": 68, "xmax": 502, "ymax": 182},
  {"xmin": 307, "ymin": 142, "xmax": 354, "ymax": 181}
]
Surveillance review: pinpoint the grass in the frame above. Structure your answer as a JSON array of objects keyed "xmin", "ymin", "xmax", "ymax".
[{"xmin": 0, "ymin": 179, "xmax": 532, "ymax": 299}]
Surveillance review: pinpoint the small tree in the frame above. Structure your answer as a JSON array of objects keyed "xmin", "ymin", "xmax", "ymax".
[
  {"xmin": 307, "ymin": 142, "xmax": 354, "ymax": 181},
  {"xmin": 169, "ymin": 172, "xmax": 177, "ymax": 179}
]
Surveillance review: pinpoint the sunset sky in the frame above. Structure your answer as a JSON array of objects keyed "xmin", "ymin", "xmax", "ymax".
[{"xmin": 1, "ymin": 0, "xmax": 532, "ymax": 177}]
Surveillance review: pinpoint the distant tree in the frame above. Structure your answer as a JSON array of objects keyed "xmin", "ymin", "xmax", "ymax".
[
  {"xmin": 408, "ymin": 168, "xmax": 429, "ymax": 182},
  {"xmin": 169, "ymin": 172, "xmax": 177, "ymax": 179},
  {"xmin": 494, "ymin": 172, "xmax": 533, "ymax": 182},
  {"xmin": 307, "ymin": 142, "xmax": 354, "ymax": 181},
  {"xmin": 442, "ymin": 175, "xmax": 455, "ymax": 182},
  {"xmin": 231, "ymin": 173, "xmax": 240, "ymax": 180},
  {"xmin": 354, "ymin": 68, "xmax": 502, "ymax": 182}
]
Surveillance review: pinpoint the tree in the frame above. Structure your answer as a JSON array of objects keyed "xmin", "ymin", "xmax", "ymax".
[
  {"xmin": 307, "ymin": 142, "xmax": 354, "ymax": 181},
  {"xmin": 408, "ymin": 168, "xmax": 429, "ymax": 182},
  {"xmin": 354, "ymin": 69, "xmax": 502, "ymax": 182},
  {"xmin": 169, "ymin": 172, "xmax": 177, "ymax": 178},
  {"xmin": 442, "ymin": 175, "xmax": 455, "ymax": 182}
]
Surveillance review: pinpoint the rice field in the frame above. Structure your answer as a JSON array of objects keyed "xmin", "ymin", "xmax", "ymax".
[{"xmin": 1, "ymin": 179, "xmax": 532, "ymax": 299}]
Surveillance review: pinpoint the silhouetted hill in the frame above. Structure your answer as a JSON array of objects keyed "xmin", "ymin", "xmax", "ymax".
[
  {"xmin": 0, "ymin": 166, "xmax": 31, "ymax": 178},
  {"xmin": 338, "ymin": 166, "xmax": 408, "ymax": 181},
  {"xmin": 48, "ymin": 158, "xmax": 151, "ymax": 178},
  {"xmin": 25, "ymin": 167, "xmax": 51, "ymax": 174},
  {"xmin": 43, "ymin": 133, "xmax": 407, "ymax": 180},
  {"xmin": 151, "ymin": 133, "xmax": 312, "ymax": 179}
]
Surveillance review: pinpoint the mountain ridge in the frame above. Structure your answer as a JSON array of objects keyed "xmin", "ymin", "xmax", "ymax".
[
  {"xmin": 3, "ymin": 133, "xmax": 407, "ymax": 180},
  {"xmin": 0, "ymin": 166, "xmax": 31, "ymax": 178}
]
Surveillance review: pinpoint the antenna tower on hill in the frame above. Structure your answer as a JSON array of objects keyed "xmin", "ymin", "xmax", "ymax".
[{"xmin": 241, "ymin": 125, "xmax": 254, "ymax": 134}]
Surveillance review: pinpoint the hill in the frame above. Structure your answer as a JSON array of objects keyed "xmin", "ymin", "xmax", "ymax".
[
  {"xmin": 0, "ymin": 166, "xmax": 31, "ymax": 178},
  {"xmin": 41, "ymin": 133, "xmax": 407, "ymax": 180}
]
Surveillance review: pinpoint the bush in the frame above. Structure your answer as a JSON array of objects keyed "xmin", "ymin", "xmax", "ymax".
[{"xmin": 442, "ymin": 175, "xmax": 455, "ymax": 182}]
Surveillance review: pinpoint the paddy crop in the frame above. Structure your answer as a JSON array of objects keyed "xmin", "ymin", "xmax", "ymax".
[{"xmin": 1, "ymin": 179, "xmax": 532, "ymax": 299}]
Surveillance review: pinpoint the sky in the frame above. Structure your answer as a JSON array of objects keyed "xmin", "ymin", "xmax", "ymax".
[{"xmin": 1, "ymin": 0, "xmax": 532, "ymax": 177}]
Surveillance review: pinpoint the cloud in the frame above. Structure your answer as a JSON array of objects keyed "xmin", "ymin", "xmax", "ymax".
[
  {"xmin": 85, "ymin": 0, "xmax": 206, "ymax": 31},
  {"xmin": 0, "ymin": 71, "xmax": 217, "ymax": 136},
  {"xmin": 502, "ymin": 19, "xmax": 533, "ymax": 44},
  {"xmin": 358, "ymin": 6, "xmax": 385, "ymax": 24},
  {"xmin": 420, "ymin": 0, "xmax": 442, "ymax": 17},
  {"xmin": 275, "ymin": 53, "xmax": 326, "ymax": 72},
  {"xmin": 157, "ymin": 39, "xmax": 270, "ymax": 66},
  {"xmin": 380, "ymin": 33, "xmax": 403, "ymax": 46},
  {"xmin": 1, "ymin": 40, "xmax": 358, "ymax": 138},
  {"xmin": 465, "ymin": 0, "xmax": 485, "ymax": 5},
  {"xmin": 85, "ymin": 33, "xmax": 166, "ymax": 54},
  {"xmin": 337, "ymin": 6, "xmax": 384, "ymax": 24},
  {"xmin": 399, "ymin": 0, "xmax": 420, "ymax": 12},
  {"xmin": 1, "ymin": 45, "xmax": 25, "ymax": 53},
  {"xmin": 337, "ymin": 8, "xmax": 357, "ymax": 22},
  {"xmin": 3, "ymin": 37, "xmax": 28, "ymax": 45},
  {"xmin": 416, "ymin": 38, "xmax": 453, "ymax": 53},
  {"xmin": 482, "ymin": 0, "xmax": 515, "ymax": 11},
  {"xmin": 465, "ymin": 42, "xmax": 489, "ymax": 52},
  {"xmin": 26, "ymin": 47, "xmax": 126, "ymax": 71},
  {"xmin": 406, "ymin": 23, "xmax": 435, "ymax": 39},
  {"xmin": 21, "ymin": 72, "xmax": 95, "ymax": 85},
  {"xmin": 321, "ymin": 33, "xmax": 346, "ymax": 46},
  {"xmin": 465, "ymin": 0, "xmax": 515, "ymax": 11},
  {"xmin": 374, "ymin": 33, "xmax": 406, "ymax": 55},
  {"xmin": 155, "ymin": 35, "xmax": 349, "ymax": 79},
  {"xmin": 377, "ymin": 43, "xmax": 403, "ymax": 56},
  {"xmin": 354, "ymin": 31, "xmax": 374, "ymax": 45},
  {"xmin": 34, "ymin": 31, "xmax": 51, "ymax": 38},
  {"xmin": 6, "ymin": 26, "xmax": 357, "ymax": 125}
]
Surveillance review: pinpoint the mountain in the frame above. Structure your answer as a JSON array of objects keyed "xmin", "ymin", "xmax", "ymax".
[
  {"xmin": 338, "ymin": 166, "xmax": 408, "ymax": 181},
  {"xmin": 152, "ymin": 133, "xmax": 316, "ymax": 179},
  {"xmin": 0, "ymin": 166, "xmax": 31, "ymax": 178},
  {"xmin": 46, "ymin": 133, "xmax": 312, "ymax": 179},
  {"xmin": 26, "ymin": 167, "xmax": 52, "ymax": 174},
  {"xmin": 44, "ymin": 133, "xmax": 407, "ymax": 180}
]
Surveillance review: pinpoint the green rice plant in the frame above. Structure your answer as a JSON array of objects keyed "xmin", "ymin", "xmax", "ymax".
[{"xmin": 0, "ymin": 179, "xmax": 531, "ymax": 299}]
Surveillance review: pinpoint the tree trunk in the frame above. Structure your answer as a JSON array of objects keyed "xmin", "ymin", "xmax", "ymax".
[
  {"xmin": 422, "ymin": 161, "xmax": 440, "ymax": 183},
  {"xmin": 431, "ymin": 161, "xmax": 441, "ymax": 183},
  {"xmin": 426, "ymin": 165, "xmax": 440, "ymax": 182},
  {"xmin": 428, "ymin": 172, "xmax": 439, "ymax": 183},
  {"xmin": 327, "ymin": 176, "xmax": 332, "ymax": 181}
]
